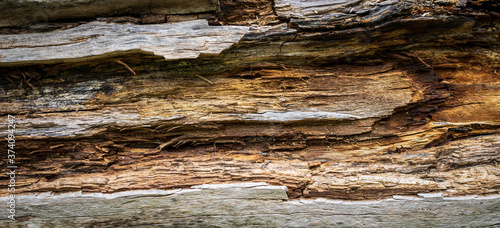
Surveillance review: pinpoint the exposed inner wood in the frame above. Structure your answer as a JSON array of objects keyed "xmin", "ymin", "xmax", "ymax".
[{"xmin": 0, "ymin": 0, "xmax": 498, "ymax": 200}]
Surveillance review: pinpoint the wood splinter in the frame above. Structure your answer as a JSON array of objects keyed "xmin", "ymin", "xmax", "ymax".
[
  {"xmin": 196, "ymin": 74, "xmax": 215, "ymax": 85},
  {"xmin": 19, "ymin": 70, "xmax": 37, "ymax": 90},
  {"xmin": 115, "ymin": 60, "xmax": 136, "ymax": 75},
  {"xmin": 23, "ymin": 78, "xmax": 36, "ymax": 90},
  {"xmin": 406, "ymin": 52, "xmax": 433, "ymax": 69}
]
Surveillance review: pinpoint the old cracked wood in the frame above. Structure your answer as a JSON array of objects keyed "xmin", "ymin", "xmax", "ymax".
[
  {"xmin": 0, "ymin": 183, "xmax": 499, "ymax": 227},
  {"xmin": 0, "ymin": 0, "xmax": 218, "ymax": 28},
  {"xmin": 0, "ymin": 20, "xmax": 248, "ymax": 66},
  {"xmin": 0, "ymin": 0, "xmax": 499, "ymax": 225}
]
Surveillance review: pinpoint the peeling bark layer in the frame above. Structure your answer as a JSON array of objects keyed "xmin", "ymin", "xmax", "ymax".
[{"xmin": 0, "ymin": 0, "xmax": 499, "ymax": 205}]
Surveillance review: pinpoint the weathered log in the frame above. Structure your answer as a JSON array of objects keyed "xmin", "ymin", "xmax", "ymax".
[{"xmin": 0, "ymin": 0, "xmax": 499, "ymax": 226}]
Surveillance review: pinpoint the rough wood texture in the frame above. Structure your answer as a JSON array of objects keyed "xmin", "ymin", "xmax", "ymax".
[
  {"xmin": 0, "ymin": 0, "xmax": 218, "ymax": 28},
  {"xmin": 0, "ymin": 20, "xmax": 248, "ymax": 66},
  {"xmin": 217, "ymin": 0, "xmax": 280, "ymax": 25},
  {"xmin": 0, "ymin": 183, "xmax": 498, "ymax": 227},
  {"xmin": 0, "ymin": 0, "xmax": 499, "ymax": 211}
]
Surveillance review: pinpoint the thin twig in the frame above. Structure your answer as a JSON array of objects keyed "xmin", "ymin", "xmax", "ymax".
[
  {"xmin": 23, "ymin": 78, "xmax": 36, "ymax": 90},
  {"xmin": 196, "ymin": 74, "xmax": 214, "ymax": 85},
  {"xmin": 406, "ymin": 52, "xmax": 433, "ymax": 69},
  {"xmin": 158, "ymin": 135, "xmax": 187, "ymax": 151},
  {"xmin": 415, "ymin": 55, "xmax": 433, "ymax": 69},
  {"xmin": 115, "ymin": 60, "xmax": 136, "ymax": 75},
  {"xmin": 19, "ymin": 70, "xmax": 27, "ymax": 80}
]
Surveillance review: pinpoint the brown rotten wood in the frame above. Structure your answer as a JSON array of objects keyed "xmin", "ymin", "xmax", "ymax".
[{"xmin": 0, "ymin": 0, "xmax": 499, "ymax": 201}]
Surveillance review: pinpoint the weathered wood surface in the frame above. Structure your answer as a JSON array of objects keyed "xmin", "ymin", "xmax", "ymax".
[
  {"xmin": 0, "ymin": 0, "xmax": 218, "ymax": 28},
  {"xmin": 0, "ymin": 0, "xmax": 498, "ymax": 208},
  {"xmin": 4, "ymin": 133, "xmax": 498, "ymax": 200},
  {"xmin": 0, "ymin": 183, "xmax": 499, "ymax": 227},
  {"xmin": 0, "ymin": 20, "xmax": 248, "ymax": 66}
]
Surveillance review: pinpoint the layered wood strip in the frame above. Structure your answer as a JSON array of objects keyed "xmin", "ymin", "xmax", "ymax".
[
  {"xmin": 0, "ymin": 0, "xmax": 498, "ymax": 201},
  {"xmin": 0, "ymin": 130, "xmax": 498, "ymax": 199},
  {"xmin": 0, "ymin": 0, "xmax": 218, "ymax": 28},
  {"xmin": 1, "ymin": 183, "xmax": 499, "ymax": 227},
  {"xmin": 0, "ymin": 60, "xmax": 498, "ymax": 199},
  {"xmin": 0, "ymin": 20, "xmax": 248, "ymax": 66}
]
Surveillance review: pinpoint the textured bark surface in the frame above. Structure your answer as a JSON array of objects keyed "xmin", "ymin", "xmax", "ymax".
[{"xmin": 0, "ymin": 0, "xmax": 499, "ymax": 212}]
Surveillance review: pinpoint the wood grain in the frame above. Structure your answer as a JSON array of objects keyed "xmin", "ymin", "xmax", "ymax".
[
  {"xmin": 0, "ymin": 0, "xmax": 498, "ymax": 205},
  {"xmin": 0, "ymin": 20, "xmax": 248, "ymax": 66},
  {"xmin": 0, "ymin": 183, "xmax": 498, "ymax": 227}
]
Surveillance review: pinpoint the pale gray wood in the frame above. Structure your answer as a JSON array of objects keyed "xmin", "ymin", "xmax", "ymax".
[
  {"xmin": 274, "ymin": 0, "xmax": 465, "ymax": 29},
  {"xmin": 0, "ymin": 183, "xmax": 498, "ymax": 227},
  {"xmin": 0, "ymin": 20, "xmax": 248, "ymax": 66}
]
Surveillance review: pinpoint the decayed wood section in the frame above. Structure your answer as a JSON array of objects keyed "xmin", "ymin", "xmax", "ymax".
[{"xmin": 0, "ymin": 0, "xmax": 498, "ymax": 207}]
